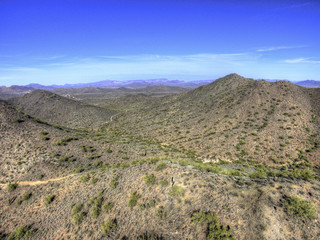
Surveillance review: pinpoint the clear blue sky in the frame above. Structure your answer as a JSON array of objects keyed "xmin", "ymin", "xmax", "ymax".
[{"xmin": 1, "ymin": 0, "xmax": 320, "ymax": 86}]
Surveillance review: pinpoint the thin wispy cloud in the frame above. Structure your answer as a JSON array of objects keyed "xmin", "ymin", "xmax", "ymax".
[
  {"xmin": 288, "ymin": 2, "xmax": 313, "ymax": 9},
  {"xmin": 256, "ymin": 46, "xmax": 305, "ymax": 52},
  {"xmin": 284, "ymin": 58, "xmax": 320, "ymax": 64}
]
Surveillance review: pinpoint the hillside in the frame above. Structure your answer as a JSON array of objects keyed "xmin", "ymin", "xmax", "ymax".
[
  {"xmin": 9, "ymin": 90, "xmax": 117, "ymax": 129},
  {"xmin": 0, "ymin": 74, "xmax": 319, "ymax": 240},
  {"xmin": 107, "ymin": 74, "xmax": 320, "ymax": 166}
]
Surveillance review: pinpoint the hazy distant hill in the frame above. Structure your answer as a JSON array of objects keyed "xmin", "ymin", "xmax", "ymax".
[
  {"xmin": 0, "ymin": 85, "xmax": 34, "ymax": 99},
  {"xmin": 295, "ymin": 80, "xmax": 320, "ymax": 88},
  {"xmin": 9, "ymin": 90, "xmax": 116, "ymax": 129},
  {"xmin": 14, "ymin": 78, "xmax": 213, "ymax": 90}
]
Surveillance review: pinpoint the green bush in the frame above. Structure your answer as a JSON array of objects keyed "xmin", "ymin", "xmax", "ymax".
[
  {"xmin": 91, "ymin": 177, "xmax": 98, "ymax": 184},
  {"xmin": 191, "ymin": 211, "xmax": 234, "ymax": 240},
  {"xmin": 248, "ymin": 169, "xmax": 267, "ymax": 178},
  {"xmin": 156, "ymin": 206, "xmax": 167, "ymax": 219},
  {"xmin": 101, "ymin": 219, "xmax": 117, "ymax": 235},
  {"xmin": 106, "ymin": 148, "xmax": 113, "ymax": 153},
  {"xmin": 110, "ymin": 174, "xmax": 119, "ymax": 189},
  {"xmin": 72, "ymin": 212, "xmax": 85, "ymax": 225},
  {"xmin": 284, "ymin": 196, "xmax": 317, "ymax": 220},
  {"xmin": 128, "ymin": 192, "xmax": 140, "ymax": 208},
  {"xmin": 90, "ymin": 204, "xmax": 101, "ymax": 218},
  {"xmin": 8, "ymin": 226, "xmax": 35, "ymax": 240},
  {"xmin": 80, "ymin": 175, "xmax": 90, "ymax": 183},
  {"xmin": 292, "ymin": 169, "xmax": 315, "ymax": 181},
  {"xmin": 7, "ymin": 182, "xmax": 18, "ymax": 192},
  {"xmin": 72, "ymin": 203, "xmax": 82, "ymax": 215},
  {"xmin": 42, "ymin": 136, "xmax": 50, "ymax": 141},
  {"xmin": 44, "ymin": 195, "xmax": 55, "ymax": 206},
  {"xmin": 159, "ymin": 179, "xmax": 169, "ymax": 187},
  {"xmin": 71, "ymin": 203, "xmax": 85, "ymax": 225},
  {"xmin": 13, "ymin": 118, "xmax": 24, "ymax": 123},
  {"xmin": 74, "ymin": 168, "xmax": 84, "ymax": 173},
  {"xmin": 144, "ymin": 174, "xmax": 156, "ymax": 185},
  {"xmin": 168, "ymin": 186, "xmax": 185, "ymax": 198},
  {"xmin": 155, "ymin": 162, "xmax": 167, "ymax": 171},
  {"xmin": 22, "ymin": 193, "xmax": 32, "ymax": 201},
  {"xmin": 103, "ymin": 202, "xmax": 113, "ymax": 213}
]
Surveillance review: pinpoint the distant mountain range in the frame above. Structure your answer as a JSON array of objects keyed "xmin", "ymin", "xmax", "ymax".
[
  {"xmin": 294, "ymin": 80, "xmax": 320, "ymax": 88},
  {"xmin": 1, "ymin": 78, "xmax": 319, "ymax": 100},
  {"xmin": 23, "ymin": 79, "xmax": 214, "ymax": 90}
]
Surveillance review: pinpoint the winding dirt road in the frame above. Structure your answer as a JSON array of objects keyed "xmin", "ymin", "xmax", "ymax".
[{"xmin": 0, "ymin": 173, "xmax": 77, "ymax": 187}]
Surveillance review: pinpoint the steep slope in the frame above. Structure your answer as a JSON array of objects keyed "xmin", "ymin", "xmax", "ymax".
[
  {"xmin": 108, "ymin": 74, "xmax": 320, "ymax": 166},
  {"xmin": 9, "ymin": 90, "xmax": 117, "ymax": 129}
]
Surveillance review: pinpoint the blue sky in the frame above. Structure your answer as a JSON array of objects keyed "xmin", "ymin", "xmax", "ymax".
[{"xmin": 0, "ymin": 0, "xmax": 320, "ymax": 86}]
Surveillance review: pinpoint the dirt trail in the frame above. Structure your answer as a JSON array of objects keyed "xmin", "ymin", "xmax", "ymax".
[{"xmin": 0, "ymin": 173, "xmax": 77, "ymax": 187}]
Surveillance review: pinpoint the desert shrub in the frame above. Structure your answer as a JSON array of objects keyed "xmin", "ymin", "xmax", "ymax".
[
  {"xmin": 80, "ymin": 175, "xmax": 90, "ymax": 182},
  {"xmin": 44, "ymin": 195, "xmax": 55, "ymax": 206},
  {"xmin": 72, "ymin": 212, "xmax": 85, "ymax": 225},
  {"xmin": 33, "ymin": 117, "xmax": 47, "ymax": 124},
  {"xmin": 40, "ymin": 131, "xmax": 48, "ymax": 135},
  {"xmin": 103, "ymin": 202, "xmax": 113, "ymax": 213},
  {"xmin": 155, "ymin": 162, "xmax": 167, "ymax": 171},
  {"xmin": 91, "ymin": 177, "xmax": 98, "ymax": 184},
  {"xmin": 37, "ymin": 174, "xmax": 44, "ymax": 179},
  {"xmin": 106, "ymin": 148, "xmax": 113, "ymax": 153},
  {"xmin": 42, "ymin": 136, "xmax": 50, "ymax": 141},
  {"xmin": 72, "ymin": 203, "xmax": 83, "ymax": 215},
  {"xmin": 22, "ymin": 193, "xmax": 32, "ymax": 201},
  {"xmin": 191, "ymin": 210, "xmax": 210, "ymax": 224},
  {"xmin": 191, "ymin": 211, "xmax": 234, "ymax": 240},
  {"xmin": 101, "ymin": 219, "xmax": 117, "ymax": 235},
  {"xmin": 110, "ymin": 174, "xmax": 119, "ymax": 189},
  {"xmin": 159, "ymin": 180, "xmax": 169, "ymax": 187},
  {"xmin": 71, "ymin": 203, "xmax": 85, "ymax": 225},
  {"xmin": 59, "ymin": 156, "xmax": 75, "ymax": 162},
  {"xmin": 144, "ymin": 174, "xmax": 156, "ymax": 185},
  {"xmin": 248, "ymin": 169, "xmax": 267, "ymax": 178},
  {"xmin": 74, "ymin": 168, "xmax": 84, "ymax": 173},
  {"xmin": 148, "ymin": 200, "xmax": 156, "ymax": 208},
  {"xmin": 138, "ymin": 232, "xmax": 164, "ymax": 240},
  {"xmin": 168, "ymin": 186, "xmax": 185, "ymax": 198},
  {"xmin": 227, "ymin": 170, "xmax": 242, "ymax": 176},
  {"xmin": 13, "ymin": 118, "xmax": 24, "ymax": 123},
  {"xmin": 7, "ymin": 182, "xmax": 18, "ymax": 192},
  {"xmin": 284, "ymin": 196, "xmax": 317, "ymax": 220},
  {"xmin": 128, "ymin": 192, "xmax": 140, "ymax": 208},
  {"xmin": 8, "ymin": 226, "xmax": 35, "ymax": 240},
  {"xmin": 292, "ymin": 169, "xmax": 315, "ymax": 181},
  {"xmin": 90, "ymin": 204, "xmax": 101, "ymax": 218},
  {"xmin": 156, "ymin": 206, "xmax": 167, "ymax": 219}
]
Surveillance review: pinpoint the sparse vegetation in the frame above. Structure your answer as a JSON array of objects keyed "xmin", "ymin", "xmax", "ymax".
[
  {"xmin": 284, "ymin": 196, "xmax": 317, "ymax": 220},
  {"xmin": 110, "ymin": 174, "xmax": 119, "ymax": 189},
  {"xmin": 103, "ymin": 202, "xmax": 114, "ymax": 213},
  {"xmin": 101, "ymin": 219, "xmax": 117, "ymax": 235},
  {"xmin": 168, "ymin": 186, "xmax": 185, "ymax": 198},
  {"xmin": 8, "ymin": 226, "xmax": 35, "ymax": 240},
  {"xmin": 192, "ymin": 211, "xmax": 234, "ymax": 239},
  {"xmin": 44, "ymin": 195, "xmax": 55, "ymax": 206},
  {"xmin": 144, "ymin": 174, "xmax": 156, "ymax": 185},
  {"xmin": 128, "ymin": 192, "xmax": 140, "ymax": 208},
  {"xmin": 7, "ymin": 182, "xmax": 18, "ymax": 192}
]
